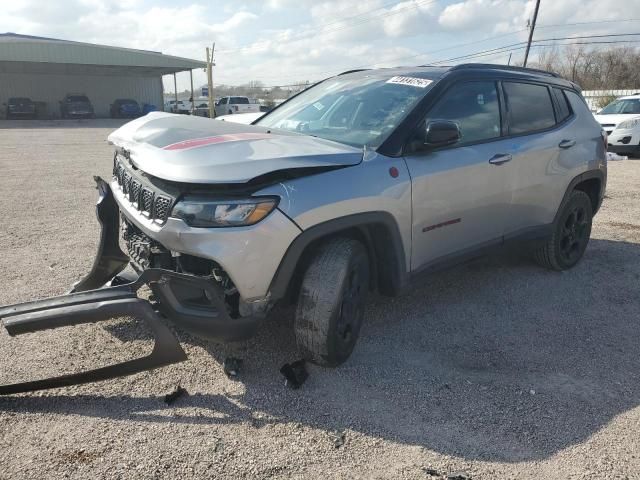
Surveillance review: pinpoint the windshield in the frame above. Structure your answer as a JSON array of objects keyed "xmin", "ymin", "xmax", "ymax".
[
  {"xmin": 600, "ymin": 98, "xmax": 640, "ymax": 115},
  {"xmin": 256, "ymin": 73, "xmax": 434, "ymax": 148},
  {"xmin": 68, "ymin": 96, "xmax": 89, "ymax": 103},
  {"xmin": 9, "ymin": 97, "xmax": 31, "ymax": 103},
  {"xmin": 119, "ymin": 99, "xmax": 137, "ymax": 105}
]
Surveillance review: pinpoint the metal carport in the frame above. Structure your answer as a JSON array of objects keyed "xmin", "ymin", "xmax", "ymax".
[{"xmin": 0, "ymin": 33, "xmax": 205, "ymax": 118}]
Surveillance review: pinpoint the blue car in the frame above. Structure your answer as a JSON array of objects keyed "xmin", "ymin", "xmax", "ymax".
[{"xmin": 110, "ymin": 99, "xmax": 141, "ymax": 118}]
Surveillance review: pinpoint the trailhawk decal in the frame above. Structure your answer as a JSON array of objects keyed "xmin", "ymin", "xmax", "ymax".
[
  {"xmin": 386, "ymin": 76, "xmax": 433, "ymax": 89},
  {"xmin": 422, "ymin": 218, "xmax": 461, "ymax": 233},
  {"xmin": 163, "ymin": 132, "xmax": 273, "ymax": 151}
]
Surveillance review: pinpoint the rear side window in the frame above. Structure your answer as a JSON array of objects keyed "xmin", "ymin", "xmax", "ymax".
[
  {"xmin": 230, "ymin": 97, "xmax": 249, "ymax": 104},
  {"xmin": 504, "ymin": 82, "xmax": 555, "ymax": 135},
  {"xmin": 426, "ymin": 81, "xmax": 501, "ymax": 144},
  {"xmin": 552, "ymin": 88, "xmax": 572, "ymax": 122}
]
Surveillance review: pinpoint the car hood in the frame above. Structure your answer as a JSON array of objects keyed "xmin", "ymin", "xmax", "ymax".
[
  {"xmin": 107, "ymin": 112, "xmax": 363, "ymax": 184},
  {"xmin": 593, "ymin": 113, "xmax": 638, "ymax": 127}
]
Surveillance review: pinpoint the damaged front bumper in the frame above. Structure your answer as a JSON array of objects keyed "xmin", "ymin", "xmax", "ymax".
[{"xmin": 0, "ymin": 178, "xmax": 260, "ymax": 395}]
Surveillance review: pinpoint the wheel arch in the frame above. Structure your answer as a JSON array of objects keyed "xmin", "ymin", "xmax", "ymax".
[
  {"xmin": 556, "ymin": 169, "xmax": 605, "ymax": 222},
  {"xmin": 268, "ymin": 212, "xmax": 408, "ymax": 303}
]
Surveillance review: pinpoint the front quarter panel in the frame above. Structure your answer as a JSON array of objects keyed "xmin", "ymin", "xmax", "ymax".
[{"xmin": 257, "ymin": 151, "xmax": 413, "ymax": 272}]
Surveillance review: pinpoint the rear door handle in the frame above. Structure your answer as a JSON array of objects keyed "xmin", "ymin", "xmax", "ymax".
[
  {"xmin": 488, "ymin": 153, "xmax": 512, "ymax": 165},
  {"xmin": 559, "ymin": 139, "xmax": 576, "ymax": 149}
]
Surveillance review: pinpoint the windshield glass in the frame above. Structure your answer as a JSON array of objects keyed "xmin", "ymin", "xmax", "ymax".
[
  {"xmin": 600, "ymin": 98, "xmax": 640, "ymax": 115},
  {"xmin": 255, "ymin": 73, "xmax": 434, "ymax": 148},
  {"xmin": 9, "ymin": 97, "xmax": 31, "ymax": 103},
  {"xmin": 68, "ymin": 96, "xmax": 89, "ymax": 103}
]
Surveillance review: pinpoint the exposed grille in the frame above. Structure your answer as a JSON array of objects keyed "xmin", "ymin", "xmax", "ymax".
[
  {"xmin": 122, "ymin": 172, "xmax": 131, "ymax": 195},
  {"xmin": 154, "ymin": 196, "xmax": 172, "ymax": 223},
  {"xmin": 141, "ymin": 187, "xmax": 154, "ymax": 214},
  {"xmin": 129, "ymin": 179, "xmax": 142, "ymax": 206},
  {"xmin": 113, "ymin": 157, "xmax": 175, "ymax": 225}
]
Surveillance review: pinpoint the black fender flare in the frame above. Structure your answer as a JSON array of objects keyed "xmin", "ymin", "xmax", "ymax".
[
  {"xmin": 268, "ymin": 212, "xmax": 408, "ymax": 301},
  {"xmin": 555, "ymin": 169, "xmax": 606, "ymax": 222}
]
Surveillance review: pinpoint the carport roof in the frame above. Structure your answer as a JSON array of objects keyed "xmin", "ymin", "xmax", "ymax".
[{"xmin": 0, "ymin": 33, "xmax": 205, "ymax": 74}]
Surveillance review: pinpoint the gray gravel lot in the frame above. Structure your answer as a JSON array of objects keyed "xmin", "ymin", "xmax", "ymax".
[{"xmin": 0, "ymin": 119, "xmax": 639, "ymax": 479}]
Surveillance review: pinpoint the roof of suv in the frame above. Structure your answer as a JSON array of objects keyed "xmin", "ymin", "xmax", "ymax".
[{"xmin": 338, "ymin": 63, "xmax": 577, "ymax": 90}]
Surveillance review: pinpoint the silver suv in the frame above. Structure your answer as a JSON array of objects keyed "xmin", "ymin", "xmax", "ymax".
[{"xmin": 0, "ymin": 64, "xmax": 607, "ymax": 394}]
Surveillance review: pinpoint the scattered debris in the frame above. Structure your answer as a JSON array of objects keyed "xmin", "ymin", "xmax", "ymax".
[
  {"xmin": 331, "ymin": 430, "xmax": 346, "ymax": 449},
  {"xmin": 607, "ymin": 152, "xmax": 627, "ymax": 161},
  {"xmin": 280, "ymin": 359, "xmax": 308, "ymax": 389},
  {"xmin": 529, "ymin": 389, "xmax": 536, "ymax": 395},
  {"xmin": 164, "ymin": 385, "xmax": 187, "ymax": 405},
  {"xmin": 223, "ymin": 357, "xmax": 243, "ymax": 378},
  {"xmin": 423, "ymin": 467, "xmax": 441, "ymax": 476},
  {"xmin": 447, "ymin": 472, "xmax": 471, "ymax": 480}
]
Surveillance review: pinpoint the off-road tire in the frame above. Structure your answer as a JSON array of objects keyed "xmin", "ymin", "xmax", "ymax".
[
  {"xmin": 294, "ymin": 238, "xmax": 369, "ymax": 367},
  {"xmin": 534, "ymin": 190, "xmax": 593, "ymax": 270}
]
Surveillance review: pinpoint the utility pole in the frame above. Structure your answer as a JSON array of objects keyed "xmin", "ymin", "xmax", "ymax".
[
  {"xmin": 206, "ymin": 43, "xmax": 215, "ymax": 118},
  {"xmin": 523, "ymin": 0, "xmax": 541, "ymax": 67}
]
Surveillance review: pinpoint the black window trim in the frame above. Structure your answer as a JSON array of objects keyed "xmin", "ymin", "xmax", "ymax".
[
  {"xmin": 550, "ymin": 86, "xmax": 575, "ymax": 127},
  {"xmin": 405, "ymin": 79, "xmax": 505, "ymax": 155}
]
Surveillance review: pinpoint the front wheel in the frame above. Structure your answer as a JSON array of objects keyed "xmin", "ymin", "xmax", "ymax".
[
  {"xmin": 534, "ymin": 190, "xmax": 593, "ymax": 270},
  {"xmin": 294, "ymin": 238, "xmax": 370, "ymax": 367}
]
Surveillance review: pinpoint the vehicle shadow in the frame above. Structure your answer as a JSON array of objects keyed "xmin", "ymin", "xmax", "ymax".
[{"xmin": 2, "ymin": 238, "xmax": 639, "ymax": 463}]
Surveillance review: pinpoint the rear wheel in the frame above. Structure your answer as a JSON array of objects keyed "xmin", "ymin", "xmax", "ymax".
[
  {"xmin": 534, "ymin": 190, "xmax": 593, "ymax": 270},
  {"xmin": 294, "ymin": 238, "xmax": 369, "ymax": 367}
]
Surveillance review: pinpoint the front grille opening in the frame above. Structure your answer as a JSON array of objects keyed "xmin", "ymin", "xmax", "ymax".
[
  {"xmin": 154, "ymin": 196, "xmax": 171, "ymax": 223},
  {"xmin": 141, "ymin": 188, "xmax": 154, "ymax": 215},
  {"xmin": 113, "ymin": 157, "xmax": 174, "ymax": 225}
]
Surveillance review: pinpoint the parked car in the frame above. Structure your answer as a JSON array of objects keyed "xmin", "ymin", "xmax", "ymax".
[
  {"xmin": 594, "ymin": 93, "xmax": 640, "ymax": 156},
  {"xmin": 214, "ymin": 111, "xmax": 264, "ymax": 124},
  {"xmin": 0, "ymin": 64, "xmax": 607, "ymax": 394},
  {"xmin": 60, "ymin": 94, "xmax": 94, "ymax": 119},
  {"xmin": 4, "ymin": 97, "xmax": 36, "ymax": 119},
  {"xmin": 110, "ymin": 99, "xmax": 141, "ymax": 118},
  {"xmin": 164, "ymin": 100, "xmax": 186, "ymax": 114},
  {"xmin": 214, "ymin": 96, "xmax": 261, "ymax": 117}
]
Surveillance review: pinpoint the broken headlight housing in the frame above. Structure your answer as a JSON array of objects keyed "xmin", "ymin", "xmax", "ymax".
[{"xmin": 171, "ymin": 197, "xmax": 279, "ymax": 228}]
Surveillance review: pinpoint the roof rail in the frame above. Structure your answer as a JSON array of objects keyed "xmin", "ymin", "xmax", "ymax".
[
  {"xmin": 337, "ymin": 69, "xmax": 370, "ymax": 76},
  {"xmin": 449, "ymin": 63, "xmax": 561, "ymax": 78}
]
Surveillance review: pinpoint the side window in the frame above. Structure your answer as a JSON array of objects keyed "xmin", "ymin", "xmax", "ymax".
[
  {"xmin": 426, "ymin": 81, "xmax": 501, "ymax": 144},
  {"xmin": 552, "ymin": 88, "xmax": 572, "ymax": 123},
  {"xmin": 504, "ymin": 82, "xmax": 556, "ymax": 134}
]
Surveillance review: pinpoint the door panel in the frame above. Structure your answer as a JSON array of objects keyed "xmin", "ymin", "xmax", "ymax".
[{"xmin": 404, "ymin": 141, "xmax": 514, "ymax": 271}]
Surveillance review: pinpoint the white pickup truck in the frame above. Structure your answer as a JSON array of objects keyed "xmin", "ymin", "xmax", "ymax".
[{"xmin": 214, "ymin": 96, "xmax": 261, "ymax": 117}]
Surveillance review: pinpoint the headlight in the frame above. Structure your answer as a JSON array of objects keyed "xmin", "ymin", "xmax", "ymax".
[
  {"xmin": 171, "ymin": 197, "xmax": 278, "ymax": 228},
  {"xmin": 617, "ymin": 118, "xmax": 640, "ymax": 130}
]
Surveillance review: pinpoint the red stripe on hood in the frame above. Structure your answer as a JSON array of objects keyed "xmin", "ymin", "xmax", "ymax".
[{"xmin": 163, "ymin": 132, "xmax": 273, "ymax": 151}]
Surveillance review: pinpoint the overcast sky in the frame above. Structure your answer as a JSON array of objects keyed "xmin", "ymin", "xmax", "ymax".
[{"xmin": 2, "ymin": 0, "xmax": 640, "ymax": 91}]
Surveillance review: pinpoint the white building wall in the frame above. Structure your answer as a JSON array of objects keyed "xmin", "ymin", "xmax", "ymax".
[{"xmin": 0, "ymin": 72, "xmax": 163, "ymax": 118}]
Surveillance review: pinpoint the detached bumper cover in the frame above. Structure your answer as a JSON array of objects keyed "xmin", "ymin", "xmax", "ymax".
[{"xmin": 0, "ymin": 177, "xmax": 258, "ymax": 395}]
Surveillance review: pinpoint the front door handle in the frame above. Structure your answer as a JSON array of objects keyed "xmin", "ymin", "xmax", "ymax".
[
  {"xmin": 559, "ymin": 139, "xmax": 576, "ymax": 149},
  {"xmin": 488, "ymin": 153, "xmax": 512, "ymax": 165}
]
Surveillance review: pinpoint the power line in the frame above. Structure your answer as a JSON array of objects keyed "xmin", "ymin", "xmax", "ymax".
[{"xmin": 217, "ymin": 0, "xmax": 439, "ymax": 54}]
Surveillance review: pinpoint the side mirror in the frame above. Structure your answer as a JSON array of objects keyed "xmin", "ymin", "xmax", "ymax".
[{"xmin": 425, "ymin": 120, "xmax": 461, "ymax": 147}]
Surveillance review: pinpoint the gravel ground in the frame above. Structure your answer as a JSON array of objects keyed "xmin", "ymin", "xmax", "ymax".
[{"xmin": 0, "ymin": 119, "xmax": 639, "ymax": 480}]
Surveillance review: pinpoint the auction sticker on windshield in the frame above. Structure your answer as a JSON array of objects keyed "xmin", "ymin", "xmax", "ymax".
[{"xmin": 386, "ymin": 76, "xmax": 433, "ymax": 88}]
